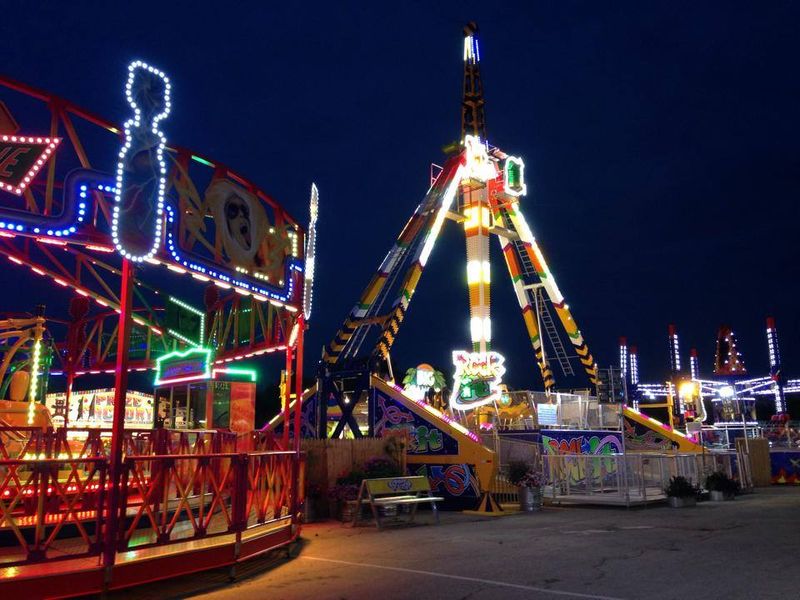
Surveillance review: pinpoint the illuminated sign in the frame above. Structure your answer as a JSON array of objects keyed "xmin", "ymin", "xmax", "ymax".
[
  {"xmin": 154, "ymin": 347, "xmax": 212, "ymax": 385},
  {"xmin": 303, "ymin": 183, "xmax": 318, "ymax": 320},
  {"xmin": 113, "ymin": 60, "xmax": 171, "ymax": 262},
  {"xmin": 449, "ymin": 350, "xmax": 506, "ymax": 411},
  {"xmin": 0, "ymin": 135, "xmax": 60, "ymax": 196},
  {"xmin": 403, "ymin": 364, "xmax": 438, "ymax": 402},
  {"xmin": 503, "ymin": 156, "xmax": 527, "ymax": 197}
]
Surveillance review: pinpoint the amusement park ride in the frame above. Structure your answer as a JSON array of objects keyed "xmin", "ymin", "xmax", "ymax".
[
  {"xmin": 0, "ymin": 63, "xmax": 315, "ymax": 427},
  {"xmin": 268, "ymin": 23, "xmax": 616, "ymax": 507},
  {"xmin": 0, "ymin": 53, "xmax": 314, "ymax": 592},
  {"xmin": 622, "ymin": 318, "xmax": 795, "ymax": 433},
  {"xmin": 1, "ymin": 20, "xmax": 796, "ymax": 596}
]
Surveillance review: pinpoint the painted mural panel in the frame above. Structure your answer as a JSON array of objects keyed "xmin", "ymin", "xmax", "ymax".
[
  {"xmin": 623, "ymin": 416, "xmax": 678, "ymax": 452},
  {"xmin": 373, "ymin": 389, "xmax": 459, "ymax": 455},
  {"xmin": 411, "ymin": 462, "xmax": 480, "ymax": 509},
  {"xmin": 541, "ymin": 430, "xmax": 622, "ymax": 487},
  {"xmin": 541, "ymin": 430, "xmax": 622, "ymax": 455},
  {"xmin": 771, "ymin": 451, "xmax": 800, "ymax": 484}
]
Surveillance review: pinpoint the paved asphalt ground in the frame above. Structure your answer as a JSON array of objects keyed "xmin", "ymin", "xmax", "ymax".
[{"xmin": 112, "ymin": 487, "xmax": 800, "ymax": 600}]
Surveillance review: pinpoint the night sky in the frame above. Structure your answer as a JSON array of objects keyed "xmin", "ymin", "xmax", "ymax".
[{"xmin": 3, "ymin": 2, "xmax": 799, "ymax": 400}]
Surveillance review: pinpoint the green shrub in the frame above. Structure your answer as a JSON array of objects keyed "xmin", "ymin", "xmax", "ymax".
[
  {"xmin": 705, "ymin": 471, "xmax": 739, "ymax": 495},
  {"xmin": 665, "ymin": 476, "xmax": 699, "ymax": 498}
]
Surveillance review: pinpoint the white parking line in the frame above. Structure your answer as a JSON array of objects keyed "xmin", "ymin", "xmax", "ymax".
[{"xmin": 301, "ymin": 556, "xmax": 627, "ymax": 600}]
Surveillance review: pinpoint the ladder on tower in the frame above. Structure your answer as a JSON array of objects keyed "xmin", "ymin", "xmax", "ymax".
[
  {"xmin": 512, "ymin": 239, "xmax": 536, "ymax": 277},
  {"xmin": 528, "ymin": 285, "xmax": 574, "ymax": 377},
  {"xmin": 508, "ymin": 233, "xmax": 575, "ymax": 378}
]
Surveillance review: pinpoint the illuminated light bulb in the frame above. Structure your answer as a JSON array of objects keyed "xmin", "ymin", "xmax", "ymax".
[
  {"xmin": 467, "ymin": 260, "xmax": 481, "ymax": 284},
  {"xmin": 470, "ymin": 317, "xmax": 483, "ymax": 342}
]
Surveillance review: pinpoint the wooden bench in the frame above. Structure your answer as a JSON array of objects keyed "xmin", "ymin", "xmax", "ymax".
[{"xmin": 352, "ymin": 476, "xmax": 444, "ymax": 529}]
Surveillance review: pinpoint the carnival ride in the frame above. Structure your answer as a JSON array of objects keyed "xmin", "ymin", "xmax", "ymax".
[
  {"xmin": 269, "ymin": 23, "xmax": 606, "ymax": 508},
  {"xmin": 0, "ymin": 307, "xmax": 54, "ymax": 429},
  {"xmin": 619, "ymin": 317, "xmax": 800, "ymax": 483},
  {"xmin": 0, "ymin": 59, "xmax": 315, "ymax": 594},
  {"xmin": 623, "ymin": 318, "xmax": 791, "ymax": 430}
]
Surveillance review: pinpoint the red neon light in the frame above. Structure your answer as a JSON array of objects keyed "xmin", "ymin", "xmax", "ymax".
[
  {"xmin": 36, "ymin": 237, "xmax": 67, "ymax": 246},
  {"xmin": 0, "ymin": 136, "xmax": 60, "ymax": 195}
]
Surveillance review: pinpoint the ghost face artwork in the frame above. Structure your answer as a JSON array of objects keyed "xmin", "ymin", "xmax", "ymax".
[
  {"xmin": 224, "ymin": 193, "xmax": 255, "ymax": 256},
  {"xmin": 205, "ymin": 179, "xmax": 269, "ymax": 270}
]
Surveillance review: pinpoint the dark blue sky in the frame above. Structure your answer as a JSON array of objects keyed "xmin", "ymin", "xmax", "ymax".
[{"xmin": 4, "ymin": 1, "xmax": 799, "ymax": 390}]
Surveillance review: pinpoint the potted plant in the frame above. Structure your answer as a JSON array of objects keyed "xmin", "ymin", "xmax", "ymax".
[
  {"xmin": 705, "ymin": 471, "xmax": 739, "ymax": 501},
  {"xmin": 508, "ymin": 460, "xmax": 545, "ymax": 512},
  {"xmin": 665, "ymin": 476, "xmax": 699, "ymax": 508},
  {"xmin": 329, "ymin": 468, "xmax": 364, "ymax": 521}
]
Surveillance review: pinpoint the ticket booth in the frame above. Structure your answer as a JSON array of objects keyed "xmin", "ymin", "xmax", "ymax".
[{"xmin": 153, "ymin": 348, "xmax": 256, "ymax": 441}]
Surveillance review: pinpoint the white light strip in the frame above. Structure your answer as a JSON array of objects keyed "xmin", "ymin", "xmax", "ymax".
[{"xmin": 113, "ymin": 61, "xmax": 171, "ymax": 262}]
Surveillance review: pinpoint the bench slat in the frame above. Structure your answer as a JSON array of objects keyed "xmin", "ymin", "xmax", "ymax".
[{"xmin": 373, "ymin": 497, "xmax": 444, "ymax": 505}]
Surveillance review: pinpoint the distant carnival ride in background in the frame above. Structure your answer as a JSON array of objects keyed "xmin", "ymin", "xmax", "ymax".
[{"xmin": 621, "ymin": 318, "xmax": 797, "ymax": 451}]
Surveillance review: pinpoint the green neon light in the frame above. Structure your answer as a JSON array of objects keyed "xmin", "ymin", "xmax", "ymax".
[
  {"xmin": 154, "ymin": 347, "xmax": 213, "ymax": 385},
  {"xmin": 167, "ymin": 295, "xmax": 206, "ymax": 346},
  {"xmin": 212, "ymin": 367, "xmax": 258, "ymax": 382},
  {"xmin": 191, "ymin": 154, "xmax": 215, "ymax": 168}
]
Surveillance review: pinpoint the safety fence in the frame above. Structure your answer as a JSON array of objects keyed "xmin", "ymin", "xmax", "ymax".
[
  {"xmin": 542, "ymin": 452, "xmax": 739, "ymax": 506},
  {"xmin": 116, "ymin": 451, "xmax": 298, "ymax": 550},
  {"xmin": 0, "ymin": 449, "xmax": 302, "ymax": 581},
  {"xmin": 483, "ymin": 435, "xmax": 542, "ymax": 505},
  {"xmin": 761, "ymin": 421, "xmax": 800, "ymax": 449},
  {"xmin": 0, "ymin": 456, "xmax": 107, "ymax": 565},
  {"xmin": 0, "ymin": 426, "xmax": 238, "ymax": 460},
  {"xmin": 486, "ymin": 391, "xmax": 621, "ymax": 431}
]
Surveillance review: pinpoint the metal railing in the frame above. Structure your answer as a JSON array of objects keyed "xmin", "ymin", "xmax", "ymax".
[
  {"xmin": 116, "ymin": 450, "xmax": 298, "ymax": 550},
  {"xmin": 483, "ymin": 435, "xmax": 542, "ymax": 505},
  {"xmin": 0, "ymin": 449, "xmax": 303, "ymax": 571},
  {"xmin": 0, "ymin": 456, "xmax": 107, "ymax": 565},
  {"xmin": 761, "ymin": 421, "xmax": 800, "ymax": 449},
  {"xmin": 541, "ymin": 452, "xmax": 739, "ymax": 506},
  {"xmin": 487, "ymin": 391, "xmax": 621, "ymax": 431},
  {"xmin": 0, "ymin": 426, "xmax": 239, "ymax": 460}
]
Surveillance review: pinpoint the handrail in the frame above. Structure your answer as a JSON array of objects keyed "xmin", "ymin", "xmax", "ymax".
[{"xmin": 123, "ymin": 450, "xmax": 300, "ymax": 462}]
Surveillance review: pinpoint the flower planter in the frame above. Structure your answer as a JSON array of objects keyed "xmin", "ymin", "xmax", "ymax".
[
  {"xmin": 668, "ymin": 496, "xmax": 696, "ymax": 508},
  {"xmin": 519, "ymin": 485, "xmax": 543, "ymax": 512},
  {"xmin": 339, "ymin": 500, "xmax": 359, "ymax": 522},
  {"xmin": 709, "ymin": 490, "xmax": 735, "ymax": 502}
]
